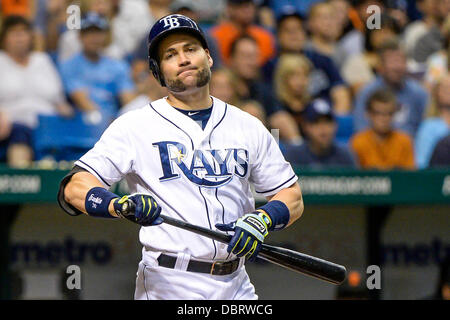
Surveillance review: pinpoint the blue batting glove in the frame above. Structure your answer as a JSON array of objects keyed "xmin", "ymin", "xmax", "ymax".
[
  {"xmin": 215, "ymin": 211, "xmax": 270, "ymax": 261},
  {"xmin": 113, "ymin": 194, "xmax": 163, "ymax": 226}
]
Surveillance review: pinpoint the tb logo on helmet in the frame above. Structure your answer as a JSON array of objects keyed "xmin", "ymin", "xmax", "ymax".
[{"xmin": 162, "ymin": 16, "xmax": 181, "ymax": 29}]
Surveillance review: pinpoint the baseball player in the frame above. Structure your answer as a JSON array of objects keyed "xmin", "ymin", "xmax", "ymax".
[{"xmin": 58, "ymin": 14, "xmax": 304, "ymax": 300}]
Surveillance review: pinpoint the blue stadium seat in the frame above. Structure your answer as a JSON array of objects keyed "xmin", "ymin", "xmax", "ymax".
[
  {"xmin": 33, "ymin": 113, "xmax": 109, "ymax": 161},
  {"xmin": 335, "ymin": 114, "xmax": 354, "ymax": 146}
]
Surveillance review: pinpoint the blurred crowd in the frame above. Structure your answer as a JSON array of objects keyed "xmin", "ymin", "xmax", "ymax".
[{"xmin": 0, "ymin": 0, "xmax": 449, "ymax": 170}]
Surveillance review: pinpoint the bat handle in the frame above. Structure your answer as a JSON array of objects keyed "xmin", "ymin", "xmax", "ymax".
[{"xmin": 118, "ymin": 199, "xmax": 136, "ymax": 217}]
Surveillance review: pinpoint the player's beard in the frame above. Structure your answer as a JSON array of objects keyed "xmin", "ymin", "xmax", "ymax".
[{"xmin": 165, "ymin": 67, "xmax": 211, "ymax": 93}]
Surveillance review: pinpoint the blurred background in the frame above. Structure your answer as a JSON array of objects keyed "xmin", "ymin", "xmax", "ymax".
[{"xmin": 0, "ymin": 0, "xmax": 449, "ymax": 300}]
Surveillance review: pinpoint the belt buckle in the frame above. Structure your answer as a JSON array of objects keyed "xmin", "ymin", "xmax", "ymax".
[{"xmin": 210, "ymin": 261, "xmax": 218, "ymax": 275}]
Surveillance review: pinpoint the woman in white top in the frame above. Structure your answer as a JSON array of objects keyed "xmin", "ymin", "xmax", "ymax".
[{"xmin": 0, "ymin": 15, "xmax": 72, "ymax": 167}]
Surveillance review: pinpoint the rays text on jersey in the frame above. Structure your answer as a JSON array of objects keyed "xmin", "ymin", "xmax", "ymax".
[{"xmin": 153, "ymin": 141, "xmax": 249, "ymax": 187}]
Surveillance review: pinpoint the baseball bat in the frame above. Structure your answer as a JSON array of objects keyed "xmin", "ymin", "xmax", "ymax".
[{"xmin": 121, "ymin": 200, "xmax": 347, "ymax": 285}]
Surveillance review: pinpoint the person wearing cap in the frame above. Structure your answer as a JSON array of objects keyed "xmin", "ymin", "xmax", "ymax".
[
  {"xmin": 350, "ymin": 88, "xmax": 415, "ymax": 170},
  {"xmin": 209, "ymin": 0, "xmax": 276, "ymax": 66},
  {"xmin": 283, "ymin": 99, "xmax": 356, "ymax": 169},
  {"xmin": 59, "ymin": 12, "xmax": 136, "ymax": 126}
]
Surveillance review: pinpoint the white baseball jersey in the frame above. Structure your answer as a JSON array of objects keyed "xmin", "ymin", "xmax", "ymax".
[{"xmin": 75, "ymin": 96, "xmax": 298, "ymax": 264}]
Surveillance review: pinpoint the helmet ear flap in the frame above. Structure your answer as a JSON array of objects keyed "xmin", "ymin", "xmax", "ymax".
[{"xmin": 149, "ymin": 58, "xmax": 166, "ymax": 87}]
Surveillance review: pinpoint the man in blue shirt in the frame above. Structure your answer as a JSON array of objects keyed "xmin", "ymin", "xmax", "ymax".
[
  {"xmin": 353, "ymin": 39, "xmax": 429, "ymax": 137},
  {"xmin": 284, "ymin": 99, "xmax": 356, "ymax": 169},
  {"xmin": 60, "ymin": 13, "xmax": 136, "ymax": 126}
]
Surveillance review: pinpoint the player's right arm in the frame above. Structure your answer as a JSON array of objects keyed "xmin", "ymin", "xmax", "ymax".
[
  {"xmin": 63, "ymin": 170, "xmax": 118, "ymax": 217},
  {"xmin": 58, "ymin": 166, "xmax": 162, "ymax": 226}
]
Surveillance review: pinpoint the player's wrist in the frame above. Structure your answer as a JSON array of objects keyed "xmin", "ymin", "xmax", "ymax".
[
  {"xmin": 85, "ymin": 187, "xmax": 120, "ymax": 219},
  {"xmin": 257, "ymin": 200, "xmax": 290, "ymax": 231}
]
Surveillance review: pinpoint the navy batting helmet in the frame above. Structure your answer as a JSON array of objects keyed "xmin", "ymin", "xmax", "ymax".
[{"xmin": 148, "ymin": 14, "xmax": 209, "ymax": 87}]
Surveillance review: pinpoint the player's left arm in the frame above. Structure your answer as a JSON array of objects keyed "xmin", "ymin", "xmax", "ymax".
[
  {"xmin": 265, "ymin": 181, "xmax": 304, "ymax": 228},
  {"xmin": 216, "ymin": 182, "xmax": 303, "ymax": 261}
]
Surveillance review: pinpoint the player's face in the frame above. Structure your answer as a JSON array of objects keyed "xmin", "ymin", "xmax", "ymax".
[
  {"xmin": 367, "ymin": 101, "xmax": 396, "ymax": 135},
  {"xmin": 158, "ymin": 34, "xmax": 213, "ymax": 93}
]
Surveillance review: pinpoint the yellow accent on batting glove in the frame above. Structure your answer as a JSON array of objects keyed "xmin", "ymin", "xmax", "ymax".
[
  {"xmin": 215, "ymin": 211, "xmax": 269, "ymax": 261},
  {"xmin": 113, "ymin": 194, "xmax": 163, "ymax": 226}
]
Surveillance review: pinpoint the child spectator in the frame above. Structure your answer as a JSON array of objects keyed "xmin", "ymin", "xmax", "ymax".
[{"xmin": 351, "ymin": 89, "xmax": 415, "ymax": 169}]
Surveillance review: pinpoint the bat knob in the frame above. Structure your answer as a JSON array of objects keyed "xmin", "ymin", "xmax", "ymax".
[{"xmin": 120, "ymin": 199, "xmax": 136, "ymax": 217}]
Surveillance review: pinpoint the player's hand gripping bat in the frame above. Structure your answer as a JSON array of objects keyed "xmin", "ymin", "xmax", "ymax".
[{"xmin": 120, "ymin": 199, "xmax": 347, "ymax": 285}]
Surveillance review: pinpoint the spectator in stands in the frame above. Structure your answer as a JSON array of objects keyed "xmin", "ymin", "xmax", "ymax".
[
  {"xmin": 59, "ymin": 13, "xmax": 136, "ymax": 125},
  {"xmin": 0, "ymin": 15, "xmax": 73, "ymax": 167},
  {"xmin": 337, "ymin": 0, "xmax": 386, "ymax": 61},
  {"xmin": 415, "ymin": 75, "xmax": 450, "ymax": 168},
  {"xmin": 258, "ymin": 0, "xmax": 323, "ymax": 18},
  {"xmin": 40, "ymin": 0, "xmax": 72, "ymax": 54},
  {"xmin": 265, "ymin": 8, "xmax": 351, "ymax": 115},
  {"xmin": 424, "ymin": 16, "xmax": 450, "ymax": 90},
  {"xmin": 353, "ymin": 39, "xmax": 429, "ymax": 137},
  {"xmin": 403, "ymin": 0, "xmax": 440, "ymax": 72},
  {"xmin": 411, "ymin": 0, "xmax": 450, "ymax": 65},
  {"xmin": 209, "ymin": 0, "xmax": 276, "ymax": 66},
  {"xmin": 228, "ymin": 35, "xmax": 302, "ymax": 143},
  {"xmin": 306, "ymin": 2, "xmax": 346, "ymax": 67},
  {"xmin": 119, "ymin": 63, "xmax": 168, "ymax": 116},
  {"xmin": 210, "ymin": 68, "xmax": 240, "ymax": 106},
  {"xmin": 283, "ymin": 99, "xmax": 356, "ymax": 168},
  {"xmin": 341, "ymin": 14, "xmax": 400, "ymax": 95},
  {"xmin": 429, "ymin": 133, "xmax": 450, "ymax": 167},
  {"xmin": 210, "ymin": 67, "xmax": 266, "ymax": 123},
  {"xmin": 351, "ymin": 89, "xmax": 415, "ymax": 169},
  {"xmin": 274, "ymin": 54, "xmax": 312, "ymax": 134},
  {"xmin": 58, "ymin": 0, "xmax": 152, "ymax": 61}
]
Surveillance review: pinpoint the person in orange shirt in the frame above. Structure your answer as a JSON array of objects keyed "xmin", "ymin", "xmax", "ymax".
[
  {"xmin": 209, "ymin": 0, "xmax": 275, "ymax": 66},
  {"xmin": 350, "ymin": 88, "xmax": 415, "ymax": 170}
]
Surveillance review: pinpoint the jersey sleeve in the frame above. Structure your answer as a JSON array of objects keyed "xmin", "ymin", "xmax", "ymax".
[
  {"xmin": 249, "ymin": 118, "xmax": 298, "ymax": 197},
  {"xmin": 74, "ymin": 115, "xmax": 136, "ymax": 187}
]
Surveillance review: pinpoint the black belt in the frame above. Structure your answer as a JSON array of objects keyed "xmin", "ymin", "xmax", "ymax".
[{"xmin": 157, "ymin": 253, "xmax": 240, "ymax": 276}]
